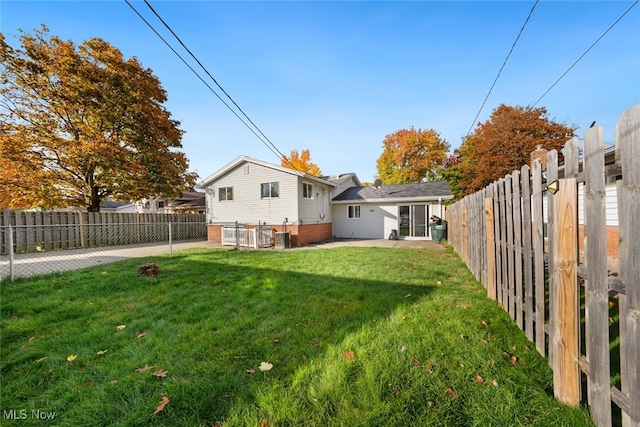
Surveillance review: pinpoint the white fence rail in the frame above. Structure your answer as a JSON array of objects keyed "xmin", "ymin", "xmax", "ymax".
[{"xmin": 222, "ymin": 225, "xmax": 273, "ymax": 248}]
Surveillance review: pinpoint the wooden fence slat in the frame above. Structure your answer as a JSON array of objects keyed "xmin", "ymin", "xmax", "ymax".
[
  {"xmin": 583, "ymin": 125, "xmax": 612, "ymax": 426},
  {"xmin": 505, "ymin": 176, "xmax": 516, "ymax": 320},
  {"xmin": 616, "ymin": 104, "xmax": 640, "ymax": 426},
  {"xmin": 551, "ymin": 178, "xmax": 580, "ymax": 406},
  {"xmin": 513, "ymin": 171, "xmax": 524, "ymax": 329},
  {"xmin": 547, "ymin": 149, "xmax": 559, "ymax": 368},
  {"xmin": 485, "ymin": 197, "xmax": 497, "ymax": 300},
  {"xmin": 521, "ymin": 165, "xmax": 534, "ymax": 341},
  {"xmin": 532, "ymin": 159, "xmax": 546, "ymax": 356},
  {"xmin": 498, "ymin": 179, "xmax": 508, "ymax": 308}
]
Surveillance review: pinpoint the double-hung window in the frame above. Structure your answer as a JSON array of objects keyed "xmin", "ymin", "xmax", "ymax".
[
  {"xmin": 219, "ymin": 187, "xmax": 233, "ymax": 201},
  {"xmin": 348, "ymin": 205, "xmax": 361, "ymax": 219},
  {"xmin": 303, "ymin": 183, "xmax": 313, "ymax": 199},
  {"xmin": 261, "ymin": 182, "xmax": 279, "ymax": 198}
]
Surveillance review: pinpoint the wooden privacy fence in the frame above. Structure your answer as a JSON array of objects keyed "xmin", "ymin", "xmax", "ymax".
[
  {"xmin": 446, "ymin": 104, "xmax": 639, "ymax": 427},
  {"xmin": 0, "ymin": 211, "xmax": 206, "ymax": 255}
]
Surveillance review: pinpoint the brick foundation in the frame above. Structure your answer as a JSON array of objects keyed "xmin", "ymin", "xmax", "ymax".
[
  {"xmin": 207, "ymin": 223, "xmax": 332, "ymax": 248},
  {"xmin": 578, "ymin": 225, "xmax": 619, "ymax": 258}
]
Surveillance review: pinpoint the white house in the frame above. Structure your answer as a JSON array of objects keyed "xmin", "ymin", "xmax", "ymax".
[
  {"xmin": 199, "ymin": 155, "xmax": 454, "ymax": 247},
  {"xmin": 199, "ymin": 156, "xmax": 337, "ymax": 246}
]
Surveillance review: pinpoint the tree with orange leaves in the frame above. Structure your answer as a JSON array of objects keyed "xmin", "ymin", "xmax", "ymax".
[
  {"xmin": 281, "ymin": 149, "xmax": 322, "ymax": 176},
  {"xmin": 376, "ymin": 127, "xmax": 449, "ymax": 184},
  {"xmin": 0, "ymin": 26, "xmax": 197, "ymax": 211},
  {"xmin": 458, "ymin": 104, "xmax": 576, "ymax": 195}
]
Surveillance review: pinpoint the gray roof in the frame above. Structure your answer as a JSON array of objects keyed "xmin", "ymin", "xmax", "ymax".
[{"xmin": 332, "ymin": 181, "xmax": 453, "ymax": 202}]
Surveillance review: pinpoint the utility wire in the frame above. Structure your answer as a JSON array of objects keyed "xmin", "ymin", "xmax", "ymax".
[
  {"xmin": 135, "ymin": 0, "xmax": 302, "ymax": 173},
  {"xmin": 531, "ymin": 0, "xmax": 638, "ymax": 107},
  {"xmin": 463, "ymin": 0, "xmax": 539, "ymax": 141},
  {"xmin": 124, "ymin": 0, "xmax": 290, "ymax": 165}
]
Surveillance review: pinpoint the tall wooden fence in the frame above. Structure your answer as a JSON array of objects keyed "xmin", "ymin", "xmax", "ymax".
[
  {"xmin": 446, "ymin": 104, "xmax": 639, "ymax": 427},
  {"xmin": 0, "ymin": 211, "xmax": 206, "ymax": 255}
]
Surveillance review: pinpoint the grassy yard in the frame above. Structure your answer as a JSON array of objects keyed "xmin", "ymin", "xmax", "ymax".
[{"xmin": 0, "ymin": 246, "xmax": 593, "ymax": 426}]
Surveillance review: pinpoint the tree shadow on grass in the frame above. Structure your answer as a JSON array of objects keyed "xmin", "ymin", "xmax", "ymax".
[{"xmin": 1, "ymin": 247, "xmax": 443, "ymax": 426}]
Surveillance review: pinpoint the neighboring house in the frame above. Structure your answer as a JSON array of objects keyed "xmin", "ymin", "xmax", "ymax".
[
  {"xmin": 200, "ymin": 155, "xmax": 454, "ymax": 246},
  {"xmin": 199, "ymin": 156, "xmax": 337, "ymax": 247},
  {"xmin": 115, "ymin": 191, "xmax": 206, "ymax": 214},
  {"xmin": 332, "ymin": 182, "xmax": 453, "ymax": 239}
]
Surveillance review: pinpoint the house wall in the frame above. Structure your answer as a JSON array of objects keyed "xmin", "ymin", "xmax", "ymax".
[
  {"xmin": 205, "ymin": 161, "xmax": 300, "ymax": 225},
  {"xmin": 298, "ymin": 180, "xmax": 334, "ymax": 225},
  {"xmin": 332, "ymin": 201, "xmax": 447, "ymax": 240}
]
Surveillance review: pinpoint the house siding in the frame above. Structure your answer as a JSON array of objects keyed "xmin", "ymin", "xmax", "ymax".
[
  {"xmin": 205, "ymin": 161, "xmax": 299, "ymax": 225},
  {"xmin": 298, "ymin": 181, "xmax": 333, "ymax": 225}
]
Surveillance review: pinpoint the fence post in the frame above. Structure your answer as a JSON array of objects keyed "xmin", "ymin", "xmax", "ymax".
[
  {"xmin": 168, "ymin": 221, "xmax": 173, "ymax": 257},
  {"xmin": 8, "ymin": 224, "xmax": 15, "ymax": 282},
  {"xmin": 235, "ymin": 221, "xmax": 239, "ymax": 250},
  {"xmin": 551, "ymin": 177, "xmax": 580, "ymax": 406}
]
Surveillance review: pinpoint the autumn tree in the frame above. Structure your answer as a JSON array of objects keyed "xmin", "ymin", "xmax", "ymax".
[
  {"xmin": 458, "ymin": 104, "xmax": 576, "ymax": 195},
  {"xmin": 281, "ymin": 149, "xmax": 321, "ymax": 176},
  {"xmin": 438, "ymin": 149, "xmax": 463, "ymax": 201},
  {"xmin": 0, "ymin": 26, "xmax": 197, "ymax": 211},
  {"xmin": 375, "ymin": 127, "xmax": 449, "ymax": 184}
]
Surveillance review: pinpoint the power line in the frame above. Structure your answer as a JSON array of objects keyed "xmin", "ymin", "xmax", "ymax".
[
  {"xmin": 463, "ymin": 0, "xmax": 539, "ymax": 141},
  {"xmin": 531, "ymin": 0, "xmax": 638, "ymax": 107},
  {"xmin": 123, "ymin": 0, "xmax": 286, "ymax": 163},
  {"xmin": 126, "ymin": 0, "xmax": 302, "ymax": 173}
]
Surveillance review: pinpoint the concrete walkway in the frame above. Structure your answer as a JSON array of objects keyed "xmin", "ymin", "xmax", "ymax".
[{"xmin": 0, "ymin": 238, "xmax": 443, "ymax": 280}]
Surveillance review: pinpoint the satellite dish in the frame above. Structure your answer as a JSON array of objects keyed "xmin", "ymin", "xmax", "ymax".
[{"xmin": 374, "ymin": 179, "xmax": 382, "ymax": 189}]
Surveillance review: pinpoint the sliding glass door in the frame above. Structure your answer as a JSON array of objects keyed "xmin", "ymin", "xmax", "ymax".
[{"xmin": 398, "ymin": 205, "xmax": 428, "ymax": 238}]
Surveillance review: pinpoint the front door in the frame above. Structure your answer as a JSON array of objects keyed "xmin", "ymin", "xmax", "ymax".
[{"xmin": 398, "ymin": 205, "xmax": 428, "ymax": 238}]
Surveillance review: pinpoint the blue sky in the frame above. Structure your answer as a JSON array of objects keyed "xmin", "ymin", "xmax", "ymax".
[{"xmin": 2, "ymin": 1, "xmax": 639, "ymax": 183}]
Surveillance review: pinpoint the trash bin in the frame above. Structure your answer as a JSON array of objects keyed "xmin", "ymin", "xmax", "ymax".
[
  {"xmin": 430, "ymin": 219, "xmax": 447, "ymax": 243},
  {"xmin": 275, "ymin": 232, "xmax": 290, "ymax": 249}
]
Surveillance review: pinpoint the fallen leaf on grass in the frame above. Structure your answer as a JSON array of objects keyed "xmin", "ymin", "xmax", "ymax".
[
  {"xmin": 35, "ymin": 356, "xmax": 48, "ymax": 363},
  {"xmin": 97, "ymin": 349, "xmax": 108, "ymax": 355},
  {"xmin": 234, "ymin": 355, "xmax": 247, "ymax": 360},
  {"xmin": 342, "ymin": 351, "xmax": 355, "ymax": 359},
  {"xmin": 510, "ymin": 356, "xmax": 518, "ymax": 366},
  {"xmin": 75, "ymin": 381, "xmax": 92, "ymax": 389},
  {"xmin": 412, "ymin": 358, "xmax": 421, "ymax": 366},
  {"xmin": 246, "ymin": 369, "xmax": 256, "ymax": 375},
  {"xmin": 404, "ymin": 293, "xmax": 411, "ymax": 298},
  {"xmin": 135, "ymin": 364, "xmax": 154, "ymax": 373},
  {"xmin": 135, "ymin": 331, "xmax": 148, "ymax": 338},
  {"xmin": 110, "ymin": 380, "xmax": 118, "ymax": 385},
  {"xmin": 116, "ymin": 325, "xmax": 126, "ymax": 331},
  {"xmin": 153, "ymin": 395, "xmax": 169, "ymax": 415},
  {"xmin": 474, "ymin": 375, "xmax": 484, "ymax": 383},
  {"xmin": 153, "ymin": 369, "xmax": 168, "ymax": 378},
  {"xmin": 492, "ymin": 379, "xmax": 499, "ymax": 387},
  {"xmin": 261, "ymin": 419, "xmax": 268, "ymax": 427},
  {"xmin": 259, "ymin": 362, "xmax": 273, "ymax": 371},
  {"xmin": 67, "ymin": 354, "xmax": 77, "ymax": 362}
]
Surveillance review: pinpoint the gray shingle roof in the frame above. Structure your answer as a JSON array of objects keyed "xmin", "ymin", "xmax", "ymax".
[{"xmin": 332, "ymin": 181, "xmax": 452, "ymax": 202}]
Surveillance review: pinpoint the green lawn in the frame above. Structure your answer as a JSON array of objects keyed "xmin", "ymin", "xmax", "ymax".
[{"xmin": 0, "ymin": 246, "xmax": 593, "ymax": 426}]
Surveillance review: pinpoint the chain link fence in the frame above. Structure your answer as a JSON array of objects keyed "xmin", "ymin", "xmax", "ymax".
[{"xmin": 0, "ymin": 221, "xmax": 209, "ymax": 281}]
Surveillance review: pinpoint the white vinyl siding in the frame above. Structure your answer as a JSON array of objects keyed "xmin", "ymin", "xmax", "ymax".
[
  {"xmin": 299, "ymin": 183, "xmax": 333, "ymax": 224},
  {"xmin": 205, "ymin": 162, "xmax": 299, "ymax": 224}
]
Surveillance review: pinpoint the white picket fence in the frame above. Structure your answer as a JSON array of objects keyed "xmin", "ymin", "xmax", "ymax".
[{"xmin": 221, "ymin": 224, "xmax": 273, "ymax": 248}]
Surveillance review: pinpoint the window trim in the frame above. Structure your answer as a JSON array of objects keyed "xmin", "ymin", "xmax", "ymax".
[
  {"xmin": 261, "ymin": 182, "xmax": 280, "ymax": 199},
  {"xmin": 348, "ymin": 205, "xmax": 361, "ymax": 219},
  {"xmin": 303, "ymin": 182, "xmax": 314, "ymax": 199},
  {"xmin": 219, "ymin": 186, "xmax": 233, "ymax": 201}
]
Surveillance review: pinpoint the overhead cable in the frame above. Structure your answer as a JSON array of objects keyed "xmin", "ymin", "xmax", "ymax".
[
  {"xmin": 531, "ymin": 0, "xmax": 639, "ymax": 107},
  {"xmin": 463, "ymin": 0, "xmax": 539, "ymax": 141},
  {"xmin": 137, "ymin": 0, "xmax": 301, "ymax": 173}
]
